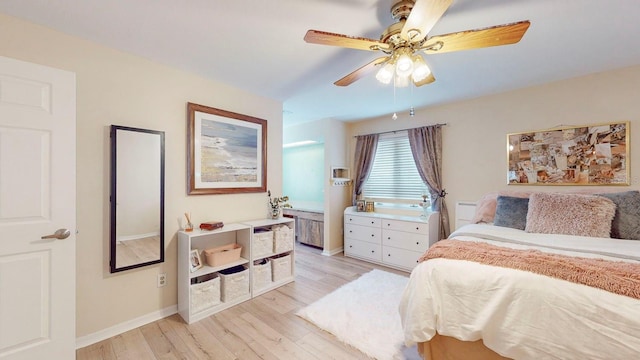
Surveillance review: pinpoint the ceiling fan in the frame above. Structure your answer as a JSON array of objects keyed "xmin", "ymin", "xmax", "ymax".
[{"xmin": 304, "ymin": 0, "xmax": 530, "ymax": 87}]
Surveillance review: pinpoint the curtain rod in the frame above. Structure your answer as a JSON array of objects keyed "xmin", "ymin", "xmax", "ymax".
[{"xmin": 353, "ymin": 123, "xmax": 447, "ymax": 138}]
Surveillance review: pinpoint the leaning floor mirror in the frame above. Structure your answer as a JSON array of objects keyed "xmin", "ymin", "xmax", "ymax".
[{"xmin": 110, "ymin": 125, "xmax": 165, "ymax": 273}]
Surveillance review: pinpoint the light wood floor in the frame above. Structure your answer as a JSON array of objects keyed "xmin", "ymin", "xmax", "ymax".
[
  {"xmin": 77, "ymin": 243, "xmax": 409, "ymax": 360},
  {"xmin": 115, "ymin": 236, "xmax": 161, "ymax": 269}
]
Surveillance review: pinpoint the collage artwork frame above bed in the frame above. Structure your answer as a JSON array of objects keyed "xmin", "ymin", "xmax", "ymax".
[{"xmin": 400, "ymin": 190, "xmax": 640, "ymax": 360}]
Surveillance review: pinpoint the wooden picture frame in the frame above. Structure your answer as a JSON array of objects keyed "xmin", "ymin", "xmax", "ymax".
[
  {"xmin": 507, "ymin": 121, "xmax": 629, "ymax": 185},
  {"xmin": 356, "ymin": 200, "xmax": 365, "ymax": 212},
  {"xmin": 187, "ymin": 102, "xmax": 267, "ymax": 195},
  {"xmin": 189, "ymin": 249, "xmax": 203, "ymax": 273}
]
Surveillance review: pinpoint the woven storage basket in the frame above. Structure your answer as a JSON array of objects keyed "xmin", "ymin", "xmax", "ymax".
[
  {"xmin": 273, "ymin": 225, "xmax": 294, "ymax": 253},
  {"xmin": 252, "ymin": 230, "xmax": 273, "ymax": 258},
  {"xmin": 190, "ymin": 277, "xmax": 220, "ymax": 314},
  {"xmin": 203, "ymin": 243, "xmax": 241, "ymax": 267},
  {"xmin": 252, "ymin": 259, "xmax": 272, "ymax": 291},
  {"xmin": 218, "ymin": 266, "xmax": 249, "ymax": 302},
  {"xmin": 271, "ymin": 254, "xmax": 292, "ymax": 282}
]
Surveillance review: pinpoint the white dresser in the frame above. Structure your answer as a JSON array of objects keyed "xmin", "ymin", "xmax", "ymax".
[{"xmin": 343, "ymin": 207, "xmax": 439, "ymax": 272}]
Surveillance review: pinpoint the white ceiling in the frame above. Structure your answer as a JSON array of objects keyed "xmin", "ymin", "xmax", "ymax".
[{"xmin": 2, "ymin": 0, "xmax": 640, "ymax": 127}]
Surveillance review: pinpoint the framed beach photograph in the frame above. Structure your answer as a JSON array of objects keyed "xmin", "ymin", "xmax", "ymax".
[
  {"xmin": 507, "ymin": 121, "xmax": 629, "ymax": 185},
  {"xmin": 187, "ymin": 102, "xmax": 267, "ymax": 195},
  {"xmin": 189, "ymin": 249, "xmax": 203, "ymax": 273}
]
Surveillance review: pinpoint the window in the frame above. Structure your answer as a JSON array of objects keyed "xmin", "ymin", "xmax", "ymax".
[{"xmin": 362, "ymin": 131, "xmax": 427, "ymax": 203}]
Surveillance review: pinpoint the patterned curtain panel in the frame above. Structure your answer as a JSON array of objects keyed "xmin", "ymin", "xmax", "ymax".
[
  {"xmin": 408, "ymin": 125, "xmax": 451, "ymax": 239},
  {"xmin": 352, "ymin": 134, "xmax": 379, "ymax": 205}
]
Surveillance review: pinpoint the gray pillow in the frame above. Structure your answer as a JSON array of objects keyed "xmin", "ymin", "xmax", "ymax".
[
  {"xmin": 493, "ymin": 195, "xmax": 529, "ymax": 230},
  {"xmin": 597, "ymin": 191, "xmax": 640, "ymax": 240}
]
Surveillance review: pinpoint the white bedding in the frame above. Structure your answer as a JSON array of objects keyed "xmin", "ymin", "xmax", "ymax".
[{"xmin": 399, "ymin": 224, "xmax": 640, "ymax": 360}]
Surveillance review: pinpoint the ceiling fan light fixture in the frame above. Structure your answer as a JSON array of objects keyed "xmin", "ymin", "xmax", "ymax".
[
  {"xmin": 395, "ymin": 52, "xmax": 414, "ymax": 77},
  {"xmin": 395, "ymin": 73, "xmax": 411, "ymax": 88},
  {"xmin": 411, "ymin": 55, "xmax": 431, "ymax": 82},
  {"xmin": 375, "ymin": 62, "xmax": 395, "ymax": 84}
]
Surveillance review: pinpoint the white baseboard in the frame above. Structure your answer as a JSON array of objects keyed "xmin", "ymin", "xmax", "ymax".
[
  {"xmin": 75, "ymin": 305, "xmax": 177, "ymax": 349},
  {"xmin": 322, "ymin": 247, "xmax": 343, "ymax": 256}
]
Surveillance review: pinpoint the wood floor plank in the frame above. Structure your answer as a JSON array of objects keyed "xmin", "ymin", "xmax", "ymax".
[{"xmin": 76, "ymin": 243, "xmax": 409, "ymax": 360}]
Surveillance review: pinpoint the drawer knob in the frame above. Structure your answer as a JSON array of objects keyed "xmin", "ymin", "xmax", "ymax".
[
  {"xmin": 416, "ymin": 241, "xmax": 419, "ymax": 245},
  {"xmin": 371, "ymin": 234, "xmax": 375, "ymax": 237},
  {"xmin": 387, "ymin": 254, "xmax": 391, "ymax": 257},
  {"xmin": 349, "ymin": 245, "xmax": 353, "ymax": 248},
  {"xmin": 388, "ymin": 237, "xmax": 391, "ymax": 240},
  {"xmin": 371, "ymin": 250, "xmax": 375, "ymax": 253},
  {"xmin": 349, "ymin": 230, "xmax": 352, "ymax": 233},
  {"xmin": 416, "ymin": 227, "xmax": 419, "ymax": 230},
  {"xmin": 371, "ymin": 221, "xmax": 375, "ymax": 224}
]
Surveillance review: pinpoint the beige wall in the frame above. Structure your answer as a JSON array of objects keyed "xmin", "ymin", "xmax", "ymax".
[
  {"xmin": 348, "ymin": 65, "xmax": 640, "ymax": 234},
  {"xmin": 0, "ymin": 13, "xmax": 283, "ymax": 337}
]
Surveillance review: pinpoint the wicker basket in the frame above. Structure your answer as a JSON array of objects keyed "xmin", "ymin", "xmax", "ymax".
[
  {"xmin": 253, "ymin": 259, "xmax": 272, "ymax": 291},
  {"xmin": 218, "ymin": 266, "xmax": 250, "ymax": 302},
  {"xmin": 271, "ymin": 254, "xmax": 292, "ymax": 282},
  {"xmin": 273, "ymin": 225, "xmax": 294, "ymax": 253},
  {"xmin": 190, "ymin": 277, "xmax": 220, "ymax": 314},
  {"xmin": 252, "ymin": 230, "xmax": 273, "ymax": 258},
  {"xmin": 203, "ymin": 243, "xmax": 242, "ymax": 267}
]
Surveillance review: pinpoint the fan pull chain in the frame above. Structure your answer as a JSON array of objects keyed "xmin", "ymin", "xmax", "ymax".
[{"xmin": 392, "ymin": 77, "xmax": 398, "ymax": 120}]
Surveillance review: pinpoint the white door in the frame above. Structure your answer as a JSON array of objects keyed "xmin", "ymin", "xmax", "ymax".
[{"xmin": 0, "ymin": 56, "xmax": 76, "ymax": 359}]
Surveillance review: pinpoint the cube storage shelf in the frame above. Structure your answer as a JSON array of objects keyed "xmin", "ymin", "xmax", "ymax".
[{"xmin": 178, "ymin": 218, "xmax": 295, "ymax": 324}]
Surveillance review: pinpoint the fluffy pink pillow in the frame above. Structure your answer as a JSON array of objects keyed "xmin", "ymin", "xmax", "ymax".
[
  {"xmin": 471, "ymin": 191, "xmax": 532, "ymax": 224},
  {"xmin": 525, "ymin": 192, "xmax": 616, "ymax": 238}
]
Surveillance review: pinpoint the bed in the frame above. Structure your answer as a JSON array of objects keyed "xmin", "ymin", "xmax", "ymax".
[{"xmin": 399, "ymin": 191, "xmax": 640, "ymax": 360}]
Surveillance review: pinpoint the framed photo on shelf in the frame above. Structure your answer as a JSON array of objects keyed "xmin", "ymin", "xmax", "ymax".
[
  {"xmin": 187, "ymin": 102, "xmax": 267, "ymax": 195},
  {"xmin": 507, "ymin": 121, "xmax": 629, "ymax": 185},
  {"xmin": 356, "ymin": 199, "xmax": 365, "ymax": 212},
  {"xmin": 189, "ymin": 249, "xmax": 203, "ymax": 273}
]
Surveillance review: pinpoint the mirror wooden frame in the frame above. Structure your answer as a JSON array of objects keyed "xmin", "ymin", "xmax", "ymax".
[{"xmin": 110, "ymin": 125, "xmax": 165, "ymax": 273}]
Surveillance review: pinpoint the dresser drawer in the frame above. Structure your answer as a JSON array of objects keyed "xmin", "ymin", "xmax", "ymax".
[
  {"xmin": 382, "ymin": 219, "xmax": 429, "ymax": 235},
  {"xmin": 382, "ymin": 246, "xmax": 422, "ymax": 271},
  {"xmin": 344, "ymin": 214, "xmax": 381, "ymax": 227},
  {"xmin": 382, "ymin": 229, "xmax": 430, "ymax": 252},
  {"xmin": 344, "ymin": 224, "xmax": 381, "ymax": 244},
  {"xmin": 345, "ymin": 238, "xmax": 382, "ymax": 262}
]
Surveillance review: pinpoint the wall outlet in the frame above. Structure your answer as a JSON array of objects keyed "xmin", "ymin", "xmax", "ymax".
[{"xmin": 157, "ymin": 273, "xmax": 167, "ymax": 288}]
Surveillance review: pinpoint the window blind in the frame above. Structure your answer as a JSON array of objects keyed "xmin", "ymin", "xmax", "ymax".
[{"xmin": 362, "ymin": 131, "xmax": 426, "ymax": 201}]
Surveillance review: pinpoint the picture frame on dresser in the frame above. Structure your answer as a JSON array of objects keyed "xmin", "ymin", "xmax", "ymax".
[{"xmin": 186, "ymin": 102, "xmax": 267, "ymax": 195}]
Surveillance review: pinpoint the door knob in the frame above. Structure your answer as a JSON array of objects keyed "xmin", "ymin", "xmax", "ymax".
[{"xmin": 41, "ymin": 228, "xmax": 71, "ymax": 240}]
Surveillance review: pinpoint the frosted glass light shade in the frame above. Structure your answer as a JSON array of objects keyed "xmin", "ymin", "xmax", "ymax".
[
  {"xmin": 375, "ymin": 62, "xmax": 395, "ymax": 84},
  {"xmin": 411, "ymin": 55, "xmax": 431, "ymax": 82},
  {"xmin": 395, "ymin": 53, "xmax": 413, "ymax": 77}
]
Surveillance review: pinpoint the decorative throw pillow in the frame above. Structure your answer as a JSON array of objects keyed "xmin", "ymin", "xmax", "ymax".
[
  {"xmin": 525, "ymin": 192, "xmax": 616, "ymax": 238},
  {"xmin": 471, "ymin": 192, "xmax": 499, "ymax": 224},
  {"xmin": 597, "ymin": 191, "xmax": 640, "ymax": 240},
  {"xmin": 493, "ymin": 196, "xmax": 529, "ymax": 230},
  {"xmin": 471, "ymin": 191, "xmax": 532, "ymax": 224}
]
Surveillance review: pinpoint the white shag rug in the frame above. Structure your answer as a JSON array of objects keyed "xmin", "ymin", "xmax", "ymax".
[{"xmin": 296, "ymin": 269, "xmax": 420, "ymax": 360}]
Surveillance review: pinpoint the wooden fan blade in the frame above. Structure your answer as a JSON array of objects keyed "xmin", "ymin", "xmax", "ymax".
[
  {"xmin": 413, "ymin": 73, "xmax": 436, "ymax": 87},
  {"xmin": 422, "ymin": 20, "xmax": 531, "ymax": 54},
  {"xmin": 334, "ymin": 57, "xmax": 389, "ymax": 86},
  {"xmin": 304, "ymin": 30, "xmax": 389, "ymax": 51},
  {"xmin": 401, "ymin": 0, "xmax": 453, "ymax": 42}
]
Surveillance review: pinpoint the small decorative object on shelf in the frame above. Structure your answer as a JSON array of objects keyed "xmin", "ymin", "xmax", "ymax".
[
  {"xmin": 184, "ymin": 212, "xmax": 194, "ymax": 232},
  {"xmin": 267, "ymin": 190, "xmax": 291, "ymax": 219},
  {"xmin": 200, "ymin": 221, "xmax": 224, "ymax": 231}
]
